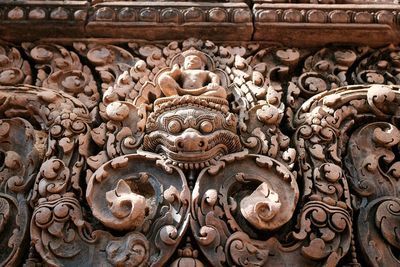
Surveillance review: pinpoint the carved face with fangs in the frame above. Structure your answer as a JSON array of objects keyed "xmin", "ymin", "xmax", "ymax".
[{"xmin": 143, "ymin": 96, "xmax": 242, "ymax": 169}]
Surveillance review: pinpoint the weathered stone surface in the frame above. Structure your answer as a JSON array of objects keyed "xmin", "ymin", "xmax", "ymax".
[
  {"xmin": 253, "ymin": 4, "xmax": 400, "ymax": 46},
  {"xmin": 1, "ymin": 1, "xmax": 400, "ymax": 45},
  {"xmin": 0, "ymin": 3, "xmax": 399, "ymax": 264}
]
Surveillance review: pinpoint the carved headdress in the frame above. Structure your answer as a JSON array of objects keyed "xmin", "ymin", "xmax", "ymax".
[{"xmin": 171, "ymin": 49, "xmax": 215, "ymax": 70}]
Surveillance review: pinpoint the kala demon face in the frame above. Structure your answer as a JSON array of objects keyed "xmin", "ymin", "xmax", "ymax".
[{"xmin": 143, "ymin": 95, "xmax": 242, "ymax": 169}]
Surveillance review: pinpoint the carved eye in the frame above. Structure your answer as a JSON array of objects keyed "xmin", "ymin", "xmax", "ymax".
[
  {"xmin": 168, "ymin": 120, "xmax": 181, "ymax": 134},
  {"xmin": 200, "ymin": 121, "xmax": 213, "ymax": 134}
]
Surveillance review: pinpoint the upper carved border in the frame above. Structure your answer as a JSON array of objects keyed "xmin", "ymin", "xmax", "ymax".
[
  {"xmin": 1, "ymin": 1, "xmax": 400, "ymax": 45},
  {"xmin": 253, "ymin": 3, "xmax": 400, "ymax": 46}
]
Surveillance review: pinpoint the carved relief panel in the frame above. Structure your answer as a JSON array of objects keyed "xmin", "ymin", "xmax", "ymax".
[{"xmin": 0, "ymin": 39, "xmax": 398, "ymax": 267}]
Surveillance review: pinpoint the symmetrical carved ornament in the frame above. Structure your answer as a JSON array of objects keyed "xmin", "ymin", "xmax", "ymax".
[{"xmin": 0, "ymin": 39, "xmax": 398, "ymax": 266}]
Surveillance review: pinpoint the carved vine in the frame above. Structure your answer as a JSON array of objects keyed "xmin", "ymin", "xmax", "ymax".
[{"xmin": 0, "ymin": 40, "xmax": 398, "ymax": 267}]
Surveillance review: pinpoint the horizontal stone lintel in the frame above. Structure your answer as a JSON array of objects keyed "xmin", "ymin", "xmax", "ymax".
[{"xmin": 1, "ymin": 2, "xmax": 400, "ymax": 46}]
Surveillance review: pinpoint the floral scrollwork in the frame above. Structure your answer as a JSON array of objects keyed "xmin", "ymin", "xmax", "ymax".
[
  {"xmin": 0, "ymin": 193, "xmax": 30, "ymax": 266},
  {"xmin": 293, "ymin": 201, "xmax": 352, "ymax": 265},
  {"xmin": 87, "ymin": 153, "xmax": 190, "ymax": 266},
  {"xmin": 192, "ymin": 152, "xmax": 299, "ymax": 266},
  {"xmin": 106, "ymin": 232, "xmax": 149, "ymax": 267},
  {"xmin": 31, "ymin": 195, "xmax": 94, "ymax": 266},
  {"xmin": 0, "ymin": 43, "xmax": 31, "ymax": 86},
  {"xmin": 358, "ymin": 197, "xmax": 400, "ymax": 267},
  {"xmin": 226, "ymin": 232, "xmax": 270, "ymax": 266},
  {"xmin": 0, "ymin": 40, "xmax": 399, "ymax": 267},
  {"xmin": 346, "ymin": 122, "xmax": 400, "ymax": 200},
  {"xmin": 23, "ymin": 43, "xmax": 100, "ymax": 111}
]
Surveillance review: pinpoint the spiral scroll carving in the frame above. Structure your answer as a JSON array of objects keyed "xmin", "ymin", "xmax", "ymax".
[{"xmin": 0, "ymin": 39, "xmax": 397, "ymax": 266}]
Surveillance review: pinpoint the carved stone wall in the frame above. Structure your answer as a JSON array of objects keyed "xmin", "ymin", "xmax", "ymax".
[{"xmin": 0, "ymin": 1, "xmax": 399, "ymax": 267}]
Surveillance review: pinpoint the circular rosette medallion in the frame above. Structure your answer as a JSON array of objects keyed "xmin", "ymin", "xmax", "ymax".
[
  {"xmin": 86, "ymin": 153, "xmax": 190, "ymax": 266},
  {"xmin": 191, "ymin": 153, "xmax": 299, "ymax": 266}
]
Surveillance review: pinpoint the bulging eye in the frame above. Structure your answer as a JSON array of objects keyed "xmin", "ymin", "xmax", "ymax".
[
  {"xmin": 168, "ymin": 120, "xmax": 181, "ymax": 134},
  {"xmin": 200, "ymin": 121, "xmax": 213, "ymax": 133}
]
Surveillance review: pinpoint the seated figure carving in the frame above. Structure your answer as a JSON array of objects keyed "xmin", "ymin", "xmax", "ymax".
[{"xmin": 158, "ymin": 52, "xmax": 227, "ymax": 99}]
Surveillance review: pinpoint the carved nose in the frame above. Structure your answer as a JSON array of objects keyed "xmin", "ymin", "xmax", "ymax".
[{"xmin": 175, "ymin": 130, "xmax": 208, "ymax": 152}]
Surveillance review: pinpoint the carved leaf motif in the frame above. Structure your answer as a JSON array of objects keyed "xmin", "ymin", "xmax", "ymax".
[
  {"xmin": 0, "ymin": 193, "xmax": 30, "ymax": 266},
  {"xmin": 293, "ymin": 201, "xmax": 351, "ymax": 266},
  {"xmin": 226, "ymin": 232, "xmax": 269, "ymax": 266},
  {"xmin": 74, "ymin": 43, "xmax": 142, "ymax": 93},
  {"xmin": 31, "ymin": 196, "xmax": 95, "ymax": 265},
  {"xmin": 0, "ymin": 197, "xmax": 9, "ymax": 233},
  {"xmin": 352, "ymin": 45, "xmax": 400, "ymax": 85},
  {"xmin": 375, "ymin": 199, "xmax": 400, "ymax": 250},
  {"xmin": 0, "ymin": 40, "xmax": 399, "ymax": 266},
  {"xmin": 106, "ymin": 232, "xmax": 149, "ymax": 267},
  {"xmin": 0, "ymin": 44, "xmax": 31, "ymax": 85},
  {"xmin": 346, "ymin": 122, "xmax": 400, "ymax": 199},
  {"xmin": 23, "ymin": 43, "xmax": 100, "ymax": 111},
  {"xmin": 87, "ymin": 153, "xmax": 189, "ymax": 266},
  {"xmin": 0, "ymin": 118, "xmax": 42, "ymax": 193},
  {"xmin": 193, "ymin": 153, "xmax": 298, "ymax": 265},
  {"xmin": 358, "ymin": 197, "xmax": 400, "ymax": 267}
]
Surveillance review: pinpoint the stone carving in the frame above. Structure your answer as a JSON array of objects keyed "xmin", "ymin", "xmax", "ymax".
[
  {"xmin": 3, "ymin": 1, "xmax": 400, "ymax": 48},
  {"xmin": 170, "ymin": 239, "xmax": 204, "ymax": 267},
  {"xmin": 143, "ymin": 95, "xmax": 241, "ymax": 170},
  {"xmin": 294, "ymin": 83, "xmax": 400, "ymax": 266},
  {"xmin": 252, "ymin": 4, "xmax": 400, "ymax": 46},
  {"xmin": 105, "ymin": 179, "xmax": 147, "ymax": 230},
  {"xmin": 158, "ymin": 50, "xmax": 227, "ymax": 98},
  {"xmin": 191, "ymin": 152, "xmax": 299, "ymax": 266},
  {"xmin": 240, "ymin": 182, "xmax": 282, "ymax": 231},
  {"xmin": 358, "ymin": 197, "xmax": 400, "ymax": 267},
  {"xmin": 0, "ymin": 43, "xmax": 31, "ymax": 86},
  {"xmin": 86, "ymin": 153, "xmax": 190, "ymax": 265},
  {"xmin": 23, "ymin": 43, "xmax": 100, "ymax": 111},
  {"xmin": 0, "ymin": 40, "xmax": 398, "ymax": 267},
  {"xmin": 0, "ymin": 117, "xmax": 42, "ymax": 266},
  {"xmin": 105, "ymin": 232, "xmax": 149, "ymax": 267}
]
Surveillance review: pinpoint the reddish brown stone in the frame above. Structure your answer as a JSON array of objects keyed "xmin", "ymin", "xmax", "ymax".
[{"xmin": 0, "ymin": 1, "xmax": 399, "ymax": 266}]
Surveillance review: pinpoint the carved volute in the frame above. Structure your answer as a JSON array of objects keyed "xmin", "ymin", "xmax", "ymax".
[{"xmin": 0, "ymin": 2, "xmax": 399, "ymax": 264}]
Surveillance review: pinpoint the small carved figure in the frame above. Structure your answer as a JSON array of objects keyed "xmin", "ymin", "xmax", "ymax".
[{"xmin": 158, "ymin": 52, "xmax": 227, "ymax": 99}]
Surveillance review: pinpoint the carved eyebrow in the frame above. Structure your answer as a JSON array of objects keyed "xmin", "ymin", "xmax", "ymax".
[
  {"xmin": 162, "ymin": 115, "xmax": 185, "ymax": 128},
  {"xmin": 196, "ymin": 114, "xmax": 217, "ymax": 121}
]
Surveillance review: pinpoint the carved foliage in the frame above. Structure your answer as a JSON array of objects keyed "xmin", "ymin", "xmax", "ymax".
[
  {"xmin": 0, "ymin": 117, "xmax": 42, "ymax": 266},
  {"xmin": 295, "ymin": 84, "xmax": 400, "ymax": 266},
  {"xmin": 87, "ymin": 153, "xmax": 190, "ymax": 266},
  {"xmin": 0, "ymin": 86, "xmax": 93, "ymax": 265},
  {"xmin": 358, "ymin": 197, "xmax": 400, "ymax": 267},
  {"xmin": 191, "ymin": 153, "xmax": 299, "ymax": 266},
  {"xmin": 0, "ymin": 43, "xmax": 31, "ymax": 86},
  {"xmin": 23, "ymin": 43, "xmax": 99, "ymax": 110},
  {"xmin": 0, "ymin": 40, "xmax": 399, "ymax": 266},
  {"xmin": 346, "ymin": 122, "xmax": 400, "ymax": 200}
]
